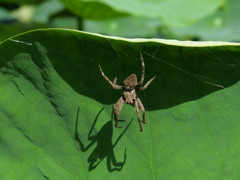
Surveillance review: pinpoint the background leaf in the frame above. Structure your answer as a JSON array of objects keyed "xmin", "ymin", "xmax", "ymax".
[
  {"xmin": 0, "ymin": 0, "xmax": 41, "ymax": 4},
  {"xmin": 1, "ymin": 29, "xmax": 240, "ymax": 179},
  {"xmin": 84, "ymin": 16, "xmax": 162, "ymax": 38},
  {"xmin": 170, "ymin": 0, "xmax": 240, "ymax": 41},
  {"xmin": 0, "ymin": 6, "xmax": 11, "ymax": 20},
  {"xmin": 33, "ymin": 0, "xmax": 64, "ymax": 23},
  {"xmin": 61, "ymin": 0, "xmax": 225, "ymax": 27},
  {"xmin": 60, "ymin": 0, "xmax": 127, "ymax": 19}
]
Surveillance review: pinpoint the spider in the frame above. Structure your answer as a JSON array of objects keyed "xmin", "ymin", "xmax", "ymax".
[{"xmin": 99, "ymin": 53, "xmax": 156, "ymax": 131}]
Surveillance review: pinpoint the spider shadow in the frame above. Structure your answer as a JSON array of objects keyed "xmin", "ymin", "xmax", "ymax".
[{"xmin": 75, "ymin": 107, "xmax": 132, "ymax": 172}]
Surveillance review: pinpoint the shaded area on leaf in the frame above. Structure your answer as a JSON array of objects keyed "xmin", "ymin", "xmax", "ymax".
[
  {"xmin": 40, "ymin": 32, "xmax": 240, "ymax": 110},
  {"xmin": 75, "ymin": 107, "xmax": 132, "ymax": 172},
  {"xmin": 2, "ymin": 30, "xmax": 240, "ymax": 112}
]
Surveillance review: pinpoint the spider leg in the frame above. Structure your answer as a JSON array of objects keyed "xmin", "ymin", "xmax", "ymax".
[
  {"xmin": 138, "ymin": 52, "xmax": 145, "ymax": 86},
  {"xmin": 134, "ymin": 100, "xmax": 143, "ymax": 131},
  {"xmin": 136, "ymin": 98, "xmax": 146, "ymax": 123},
  {"xmin": 99, "ymin": 65, "xmax": 122, "ymax": 90},
  {"xmin": 113, "ymin": 96, "xmax": 125, "ymax": 128},
  {"xmin": 113, "ymin": 77, "xmax": 118, "ymax": 84},
  {"xmin": 139, "ymin": 76, "xmax": 156, "ymax": 90}
]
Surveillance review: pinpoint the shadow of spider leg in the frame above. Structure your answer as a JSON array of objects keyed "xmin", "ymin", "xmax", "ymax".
[
  {"xmin": 107, "ymin": 147, "xmax": 127, "ymax": 172},
  {"xmin": 75, "ymin": 107, "xmax": 132, "ymax": 172},
  {"xmin": 113, "ymin": 96, "xmax": 125, "ymax": 128}
]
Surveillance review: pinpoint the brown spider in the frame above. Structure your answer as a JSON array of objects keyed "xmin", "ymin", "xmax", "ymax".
[{"xmin": 99, "ymin": 53, "xmax": 156, "ymax": 131}]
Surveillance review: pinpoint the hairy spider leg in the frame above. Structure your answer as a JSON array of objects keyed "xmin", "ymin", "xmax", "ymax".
[
  {"xmin": 99, "ymin": 65, "xmax": 122, "ymax": 90},
  {"xmin": 136, "ymin": 98, "xmax": 146, "ymax": 123},
  {"xmin": 139, "ymin": 76, "xmax": 156, "ymax": 90},
  {"xmin": 114, "ymin": 96, "xmax": 125, "ymax": 128},
  {"xmin": 134, "ymin": 100, "xmax": 143, "ymax": 131},
  {"xmin": 138, "ymin": 52, "xmax": 145, "ymax": 85}
]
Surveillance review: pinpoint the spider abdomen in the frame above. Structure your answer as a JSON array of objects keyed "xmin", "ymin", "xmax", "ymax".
[
  {"xmin": 123, "ymin": 74, "xmax": 137, "ymax": 90},
  {"xmin": 123, "ymin": 90, "xmax": 137, "ymax": 104}
]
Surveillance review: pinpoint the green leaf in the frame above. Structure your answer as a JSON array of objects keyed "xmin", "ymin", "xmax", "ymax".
[
  {"xmin": 61, "ymin": 0, "xmax": 225, "ymax": 27},
  {"xmin": 60, "ymin": 0, "xmax": 127, "ymax": 19},
  {"xmin": 0, "ymin": 0, "xmax": 39, "ymax": 4},
  {"xmin": 171, "ymin": 0, "xmax": 240, "ymax": 41},
  {"xmin": 51, "ymin": 16, "xmax": 79, "ymax": 29},
  {"xmin": 33, "ymin": 0, "xmax": 65, "ymax": 23},
  {"xmin": 1, "ymin": 29, "xmax": 240, "ymax": 179},
  {"xmin": 0, "ymin": 23, "xmax": 44, "ymax": 42},
  {"xmin": 0, "ymin": 7, "xmax": 12, "ymax": 20},
  {"xmin": 84, "ymin": 16, "xmax": 162, "ymax": 38}
]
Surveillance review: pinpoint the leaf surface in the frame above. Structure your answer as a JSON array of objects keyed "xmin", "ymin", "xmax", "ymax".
[
  {"xmin": 61, "ymin": 0, "xmax": 225, "ymax": 27},
  {"xmin": 172, "ymin": 0, "xmax": 240, "ymax": 41},
  {"xmin": 0, "ymin": 29, "xmax": 240, "ymax": 179}
]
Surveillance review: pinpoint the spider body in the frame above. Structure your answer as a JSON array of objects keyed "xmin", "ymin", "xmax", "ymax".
[
  {"xmin": 123, "ymin": 74, "xmax": 138, "ymax": 104},
  {"xmin": 99, "ymin": 53, "xmax": 155, "ymax": 131},
  {"xmin": 123, "ymin": 74, "xmax": 137, "ymax": 90},
  {"xmin": 123, "ymin": 89, "xmax": 136, "ymax": 104}
]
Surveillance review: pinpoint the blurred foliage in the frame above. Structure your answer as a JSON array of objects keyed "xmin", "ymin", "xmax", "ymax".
[
  {"xmin": 61, "ymin": 0, "xmax": 224, "ymax": 27},
  {"xmin": 170, "ymin": 0, "xmax": 240, "ymax": 41},
  {"xmin": 0, "ymin": 0, "xmax": 240, "ymax": 42},
  {"xmin": 61, "ymin": 0, "xmax": 127, "ymax": 19},
  {"xmin": 84, "ymin": 17, "xmax": 162, "ymax": 38},
  {"xmin": 0, "ymin": 0, "xmax": 42, "ymax": 4},
  {"xmin": 0, "ymin": 6, "xmax": 11, "ymax": 20},
  {"xmin": 33, "ymin": 0, "xmax": 64, "ymax": 23}
]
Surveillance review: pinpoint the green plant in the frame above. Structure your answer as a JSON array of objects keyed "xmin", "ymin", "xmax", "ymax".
[{"xmin": 0, "ymin": 29, "xmax": 240, "ymax": 179}]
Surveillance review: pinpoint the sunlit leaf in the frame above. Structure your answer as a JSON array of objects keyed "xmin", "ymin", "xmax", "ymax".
[
  {"xmin": 84, "ymin": 16, "xmax": 162, "ymax": 38},
  {"xmin": 61, "ymin": 0, "xmax": 225, "ymax": 27},
  {"xmin": 0, "ymin": 29, "xmax": 240, "ymax": 179},
  {"xmin": 33, "ymin": 0, "xmax": 64, "ymax": 23},
  {"xmin": 171, "ymin": 0, "xmax": 240, "ymax": 41}
]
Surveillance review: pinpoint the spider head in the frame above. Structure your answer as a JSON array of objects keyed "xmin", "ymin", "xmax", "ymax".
[{"xmin": 123, "ymin": 74, "xmax": 137, "ymax": 90}]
